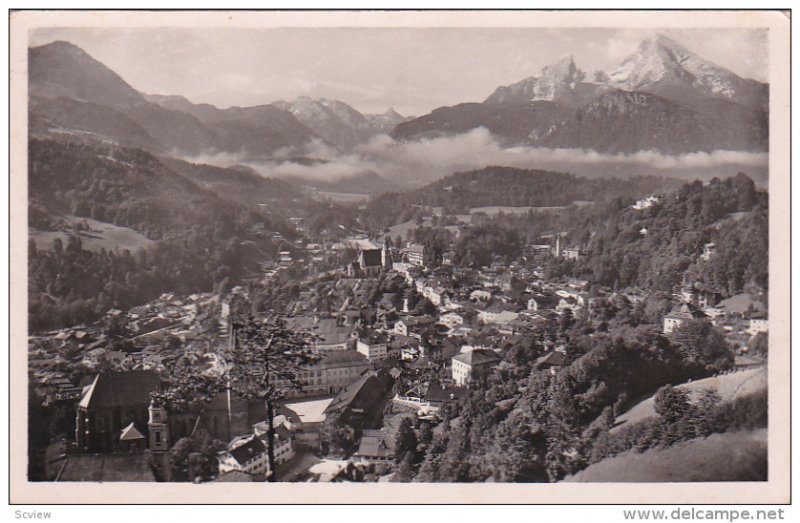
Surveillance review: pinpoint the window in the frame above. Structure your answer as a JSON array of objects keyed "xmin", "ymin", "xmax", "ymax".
[{"xmin": 155, "ymin": 431, "xmax": 161, "ymax": 444}]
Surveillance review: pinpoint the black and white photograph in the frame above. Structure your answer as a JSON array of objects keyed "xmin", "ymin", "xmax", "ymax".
[{"xmin": 8, "ymin": 9, "xmax": 791, "ymax": 505}]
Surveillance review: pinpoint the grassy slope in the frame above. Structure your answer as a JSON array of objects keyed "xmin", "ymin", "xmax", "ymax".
[
  {"xmin": 566, "ymin": 429, "xmax": 767, "ymax": 482},
  {"xmin": 611, "ymin": 367, "xmax": 767, "ymax": 434},
  {"xmin": 29, "ymin": 215, "xmax": 156, "ymax": 253}
]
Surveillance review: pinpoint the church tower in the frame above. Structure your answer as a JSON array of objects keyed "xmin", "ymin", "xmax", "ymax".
[
  {"xmin": 148, "ymin": 400, "xmax": 169, "ymax": 453},
  {"xmin": 382, "ymin": 239, "xmax": 392, "ymax": 268}
]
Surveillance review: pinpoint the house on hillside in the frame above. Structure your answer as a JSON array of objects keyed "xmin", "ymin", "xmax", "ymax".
[
  {"xmin": 748, "ymin": 314, "xmax": 768, "ymax": 336},
  {"xmin": 535, "ymin": 349, "xmax": 569, "ymax": 375},
  {"xmin": 663, "ymin": 303, "xmax": 707, "ymax": 334},
  {"xmin": 354, "ymin": 429, "xmax": 395, "ymax": 463},
  {"xmin": 701, "ymin": 242, "xmax": 717, "ymax": 261},
  {"xmin": 681, "ymin": 282, "xmax": 723, "ymax": 309},
  {"xmin": 451, "ymin": 349, "xmax": 501, "ymax": 387},
  {"xmin": 527, "ymin": 293, "xmax": 558, "ymax": 312},
  {"xmin": 425, "ymin": 382, "xmax": 468, "ymax": 407}
]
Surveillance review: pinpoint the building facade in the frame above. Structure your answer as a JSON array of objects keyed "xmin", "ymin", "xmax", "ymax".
[{"xmin": 451, "ymin": 349, "xmax": 500, "ymax": 387}]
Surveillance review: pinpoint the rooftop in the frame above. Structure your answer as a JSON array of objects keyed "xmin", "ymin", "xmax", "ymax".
[
  {"xmin": 228, "ymin": 436, "xmax": 267, "ymax": 466},
  {"xmin": 666, "ymin": 303, "xmax": 707, "ymax": 321},
  {"xmin": 356, "ymin": 430, "xmax": 395, "ymax": 458},
  {"xmin": 78, "ymin": 370, "xmax": 162, "ymax": 410},
  {"xmin": 452, "ymin": 349, "xmax": 501, "ymax": 366}
]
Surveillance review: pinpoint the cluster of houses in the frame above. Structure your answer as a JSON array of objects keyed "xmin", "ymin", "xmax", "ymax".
[
  {"xmin": 28, "ymin": 291, "xmax": 239, "ymax": 410},
  {"xmin": 32, "ymin": 207, "xmax": 768, "ymax": 483},
  {"xmin": 662, "ymin": 282, "xmax": 769, "ymax": 347}
]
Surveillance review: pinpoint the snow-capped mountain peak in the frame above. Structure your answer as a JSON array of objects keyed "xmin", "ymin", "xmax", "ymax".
[
  {"xmin": 605, "ymin": 33, "xmax": 766, "ymax": 109},
  {"xmin": 484, "ymin": 54, "xmax": 599, "ymax": 106}
]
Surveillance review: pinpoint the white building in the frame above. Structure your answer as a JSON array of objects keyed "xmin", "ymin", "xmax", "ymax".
[
  {"xmin": 701, "ymin": 243, "xmax": 717, "ymax": 261},
  {"xmin": 632, "ymin": 195, "xmax": 660, "ymax": 210},
  {"xmin": 748, "ymin": 316, "xmax": 768, "ymax": 336},
  {"xmin": 356, "ymin": 332, "xmax": 388, "ymax": 361},
  {"xmin": 451, "ymin": 349, "xmax": 500, "ymax": 387},
  {"xmin": 406, "ymin": 244, "xmax": 426, "ymax": 266},
  {"xmin": 218, "ymin": 429, "xmax": 294, "ymax": 478},
  {"xmin": 478, "ymin": 309, "xmax": 519, "ymax": 326},
  {"xmin": 422, "ymin": 285, "xmax": 447, "ymax": 306},
  {"xmin": 470, "ymin": 289, "xmax": 492, "ymax": 302},
  {"xmin": 663, "ymin": 303, "xmax": 706, "ymax": 334},
  {"xmin": 438, "ymin": 312, "xmax": 464, "ymax": 329}
]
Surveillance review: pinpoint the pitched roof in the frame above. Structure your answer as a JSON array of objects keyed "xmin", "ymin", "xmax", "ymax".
[
  {"xmin": 276, "ymin": 404, "xmax": 302, "ymax": 424},
  {"xmin": 356, "ymin": 430, "xmax": 395, "ymax": 458},
  {"xmin": 229, "ymin": 437, "xmax": 267, "ymax": 466},
  {"xmin": 78, "ymin": 370, "xmax": 162, "ymax": 410},
  {"xmin": 319, "ymin": 350, "xmax": 370, "ymax": 366},
  {"xmin": 666, "ymin": 302, "xmax": 707, "ymax": 320},
  {"xmin": 324, "ymin": 370, "xmax": 394, "ymax": 416},
  {"xmin": 718, "ymin": 293, "xmax": 767, "ymax": 315},
  {"xmin": 359, "ymin": 330, "xmax": 388, "ymax": 345},
  {"xmin": 452, "ymin": 349, "xmax": 500, "ymax": 366},
  {"xmin": 119, "ymin": 422, "xmax": 145, "ymax": 441},
  {"xmin": 425, "ymin": 382, "xmax": 467, "ymax": 403},
  {"xmin": 535, "ymin": 351, "xmax": 569, "ymax": 368},
  {"xmin": 400, "ymin": 315, "xmax": 436, "ymax": 327}
]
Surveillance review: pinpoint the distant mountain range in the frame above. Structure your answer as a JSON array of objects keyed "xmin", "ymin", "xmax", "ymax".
[
  {"xmin": 394, "ymin": 34, "xmax": 768, "ymax": 154},
  {"xmin": 272, "ymin": 97, "xmax": 411, "ymax": 149},
  {"xmin": 28, "ymin": 35, "xmax": 768, "ymax": 188},
  {"xmin": 28, "ymin": 41, "xmax": 410, "ymax": 162}
]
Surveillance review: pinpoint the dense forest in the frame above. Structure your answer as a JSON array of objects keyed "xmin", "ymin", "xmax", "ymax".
[
  {"xmin": 27, "ymin": 140, "xmax": 282, "ymax": 330},
  {"xmin": 28, "ymin": 139, "xmax": 279, "ymax": 239},
  {"xmin": 558, "ymin": 172, "xmax": 768, "ymax": 296},
  {"xmin": 401, "ymin": 172, "xmax": 767, "ymax": 301},
  {"xmin": 397, "ymin": 315, "xmax": 760, "ymax": 483},
  {"xmin": 360, "ymin": 166, "xmax": 682, "ymax": 230},
  {"xmin": 384, "ymin": 172, "xmax": 769, "ymax": 482}
]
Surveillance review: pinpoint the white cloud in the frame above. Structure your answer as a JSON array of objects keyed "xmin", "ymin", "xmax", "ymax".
[{"xmin": 181, "ymin": 127, "xmax": 767, "ymax": 186}]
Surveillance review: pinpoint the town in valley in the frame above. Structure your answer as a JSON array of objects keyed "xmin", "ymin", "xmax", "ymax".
[{"xmin": 26, "ymin": 28, "xmax": 770, "ymax": 484}]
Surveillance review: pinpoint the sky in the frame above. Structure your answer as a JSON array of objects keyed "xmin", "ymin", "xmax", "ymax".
[{"xmin": 29, "ymin": 27, "xmax": 767, "ymax": 116}]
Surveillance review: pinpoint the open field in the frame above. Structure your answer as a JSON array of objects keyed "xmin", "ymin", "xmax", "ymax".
[
  {"xmin": 29, "ymin": 215, "xmax": 156, "ymax": 253},
  {"xmin": 566, "ymin": 429, "xmax": 767, "ymax": 482}
]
